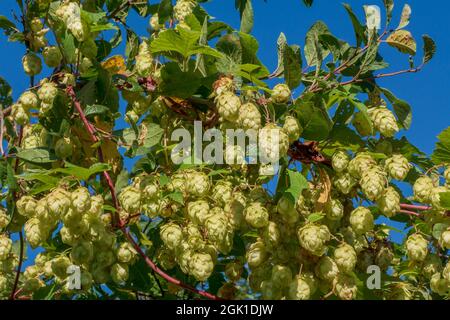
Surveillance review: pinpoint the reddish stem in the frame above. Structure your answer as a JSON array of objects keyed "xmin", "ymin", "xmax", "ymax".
[
  {"xmin": 67, "ymin": 86, "xmax": 220, "ymax": 300},
  {"xmin": 399, "ymin": 209, "xmax": 421, "ymax": 217},
  {"xmin": 400, "ymin": 204, "xmax": 431, "ymax": 211}
]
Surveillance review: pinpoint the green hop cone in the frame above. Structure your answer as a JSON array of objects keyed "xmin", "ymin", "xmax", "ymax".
[
  {"xmin": 187, "ymin": 200, "xmax": 212, "ymax": 225},
  {"xmin": 271, "ymin": 83, "xmax": 291, "ymax": 104},
  {"xmin": 71, "ymin": 187, "xmax": 91, "ymax": 213},
  {"xmin": 42, "ymin": 46, "xmax": 62, "ymax": 68},
  {"xmin": 315, "ymin": 256, "xmax": 339, "ymax": 282},
  {"xmin": 444, "ymin": 167, "xmax": 450, "ymax": 184},
  {"xmin": 288, "ymin": 276, "xmax": 312, "ymax": 300},
  {"xmin": 189, "ymin": 252, "xmax": 214, "ymax": 282},
  {"xmin": 326, "ymin": 199, "xmax": 344, "ymax": 221},
  {"xmin": 422, "ymin": 254, "xmax": 442, "ymax": 279},
  {"xmin": 297, "ymin": 224, "xmax": 330, "ymax": 256},
  {"xmin": 443, "ymin": 262, "xmax": 450, "ymax": 281},
  {"xmin": 375, "ymin": 246, "xmax": 394, "ymax": 271},
  {"xmin": 348, "ymin": 153, "xmax": 377, "ymax": 179},
  {"xmin": 0, "ymin": 274, "xmax": 8, "ymax": 292},
  {"xmin": 47, "ymin": 188, "xmax": 71, "ymax": 217},
  {"xmin": 259, "ymin": 123, "xmax": 290, "ymax": 162},
  {"xmin": 333, "ymin": 273, "xmax": 358, "ymax": 300},
  {"xmin": 149, "ymin": 14, "xmax": 162, "ymax": 31},
  {"xmin": 246, "ymin": 240, "xmax": 268, "ymax": 269},
  {"xmin": 244, "ymin": 202, "xmax": 269, "ymax": 229},
  {"xmin": 24, "ymin": 218, "xmax": 48, "ymax": 249},
  {"xmin": 283, "ymin": 116, "xmax": 302, "ymax": 143},
  {"xmin": 22, "ymin": 52, "xmax": 42, "ymax": 76},
  {"xmin": 216, "ymin": 92, "xmax": 241, "ymax": 122},
  {"xmin": 405, "ymin": 233, "xmax": 428, "ymax": 262},
  {"xmin": 333, "ymin": 172, "xmax": 357, "ymax": 195},
  {"xmin": 359, "ymin": 166, "xmax": 386, "ymax": 201},
  {"xmin": 385, "ymin": 154, "xmax": 411, "ymax": 181},
  {"xmin": 0, "ymin": 236, "xmax": 12, "ymax": 261},
  {"xmin": 51, "ymin": 256, "xmax": 71, "ymax": 279},
  {"xmin": 37, "ymin": 82, "xmax": 58, "ymax": 104},
  {"xmin": 349, "ymin": 207, "xmax": 374, "ymax": 235},
  {"xmin": 205, "ymin": 210, "xmax": 229, "ymax": 242},
  {"xmin": 211, "ymin": 180, "xmax": 233, "ymax": 206},
  {"xmin": 430, "ymin": 273, "xmax": 449, "ymax": 296},
  {"xmin": 332, "ymin": 150, "xmax": 350, "ymax": 173},
  {"xmin": 116, "ymin": 242, "xmax": 138, "ymax": 264},
  {"xmin": 160, "ymin": 223, "xmax": 183, "ymax": 251},
  {"xmin": 277, "ymin": 196, "xmax": 301, "ymax": 223},
  {"xmin": 30, "ymin": 17, "xmax": 43, "ymax": 33},
  {"xmin": 438, "ymin": 227, "xmax": 450, "ymax": 250},
  {"xmin": 413, "ymin": 175, "xmax": 434, "ymax": 203},
  {"xmin": 111, "ymin": 263, "xmax": 129, "ymax": 284},
  {"xmin": 369, "ymin": 106, "xmax": 399, "ymax": 137},
  {"xmin": 70, "ymin": 240, "xmax": 94, "ymax": 265},
  {"xmin": 261, "ymin": 221, "xmax": 281, "ymax": 249},
  {"xmin": 271, "ymin": 265, "xmax": 292, "ymax": 289},
  {"xmin": 55, "ymin": 137, "xmax": 73, "ymax": 159},
  {"xmin": 118, "ymin": 186, "xmax": 141, "ymax": 213},
  {"xmin": 377, "ymin": 187, "xmax": 400, "ymax": 217},
  {"xmin": 333, "ymin": 243, "xmax": 357, "ymax": 273},
  {"xmin": 238, "ymin": 102, "xmax": 262, "ymax": 130},
  {"xmin": 213, "ymin": 76, "xmax": 235, "ymax": 96},
  {"xmin": 186, "ymin": 171, "xmax": 211, "ymax": 198},
  {"xmin": 430, "ymin": 186, "xmax": 449, "ymax": 210},
  {"xmin": 0, "ymin": 207, "xmax": 10, "ymax": 229},
  {"xmin": 11, "ymin": 103, "xmax": 30, "ymax": 125},
  {"xmin": 173, "ymin": 0, "xmax": 196, "ymax": 22},
  {"xmin": 135, "ymin": 41, "xmax": 153, "ymax": 77},
  {"xmin": 18, "ymin": 91, "xmax": 39, "ymax": 110}
]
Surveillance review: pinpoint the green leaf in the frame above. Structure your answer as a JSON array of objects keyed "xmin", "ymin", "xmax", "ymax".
[
  {"xmin": 296, "ymin": 98, "xmax": 332, "ymax": 141},
  {"xmin": 84, "ymin": 104, "xmax": 111, "ymax": 117},
  {"xmin": 307, "ymin": 212, "xmax": 325, "ymax": 223},
  {"xmin": 283, "ymin": 44, "xmax": 302, "ymax": 89},
  {"xmin": 158, "ymin": 0, "xmax": 173, "ymax": 23},
  {"xmin": 304, "ymin": 21, "xmax": 330, "ymax": 66},
  {"xmin": 151, "ymin": 28, "xmax": 222, "ymax": 59},
  {"xmin": 397, "ymin": 4, "xmax": 412, "ymax": 30},
  {"xmin": 141, "ymin": 122, "xmax": 164, "ymax": 149},
  {"xmin": 431, "ymin": 127, "xmax": 450, "ymax": 164},
  {"xmin": 0, "ymin": 76, "xmax": 13, "ymax": 106},
  {"xmin": 440, "ymin": 192, "xmax": 450, "ymax": 210},
  {"xmin": 62, "ymin": 31, "xmax": 76, "ymax": 64},
  {"xmin": 271, "ymin": 32, "xmax": 287, "ymax": 77},
  {"xmin": 422, "ymin": 35, "xmax": 436, "ymax": 64},
  {"xmin": 348, "ymin": 98, "xmax": 374, "ymax": 134},
  {"xmin": 432, "ymin": 222, "xmax": 450, "ymax": 240},
  {"xmin": 343, "ymin": 3, "xmax": 367, "ymax": 47},
  {"xmin": 159, "ymin": 62, "xmax": 202, "ymax": 98},
  {"xmin": 125, "ymin": 28, "xmax": 139, "ymax": 65},
  {"xmin": 54, "ymin": 162, "xmax": 111, "ymax": 180},
  {"xmin": 0, "ymin": 15, "xmax": 16, "ymax": 35},
  {"xmin": 239, "ymin": 0, "xmax": 254, "ymax": 34},
  {"xmin": 285, "ymin": 169, "xmax": 308, "ymax": 202},
  {"xmin": 302, "ymin": 0, "xmax": 314, "ymax": 7},
  {"xmin": 17, "ymin": 148, "xmax": 57, "ymax": 164},
  {"xmin": 6, "ymin": 162, "xmax": 18, "ymax": 192},
  {"xmin": 383, "ymin": 0, "xmax": 394, "ymax": 25},
  {"xmin": 167, "ymin": 191, "xmax": 184, "ymax": 204}
]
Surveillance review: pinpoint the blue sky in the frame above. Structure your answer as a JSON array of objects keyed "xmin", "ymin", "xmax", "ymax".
[{"xmin": 0, "ymin": 1, "xmax": 449, "ymax": 262}]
